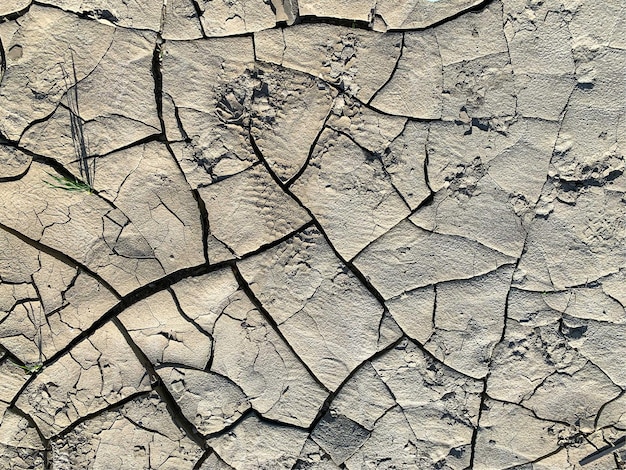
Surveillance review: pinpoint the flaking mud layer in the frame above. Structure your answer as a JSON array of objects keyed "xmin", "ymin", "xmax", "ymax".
[{"xmin": 1, "ymin": 0, "xmax": 626, "ymax": 468}]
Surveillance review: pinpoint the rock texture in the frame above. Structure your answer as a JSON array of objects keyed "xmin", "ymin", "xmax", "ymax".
[{"xmin": 1, "ymin": 0, "xmax": 625, "ymax": 468}]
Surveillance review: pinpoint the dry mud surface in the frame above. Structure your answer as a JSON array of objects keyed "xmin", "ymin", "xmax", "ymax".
[{"xmin": 0, "ymin": 0, "xmax": 626, "ymax": 468}]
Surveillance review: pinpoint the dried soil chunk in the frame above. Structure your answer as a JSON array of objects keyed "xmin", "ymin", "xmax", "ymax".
[
  {"xmin": 94, "ymin": 142, "xmax": 205, "ymax": 274},
  {"xmin": 0, "ymin": 146, "xmax": 31, "ymax": 180},
  {"xmin": 162, "ymin": 37, "xmax": 257, "ymax": 187},
  {"xmin": 50, "ymin": 393, "xmax": 203, "ymax": 469},
  {"xmin": 473, "ymin": 399, "xmax": 567, "ymax": 470},
  {"xmin": 298, "ymin": 0, "xmax": 375, "ymax": 22},
  {"xmin": 354, "ymin": 219, "xmax": 515, "ymax": 299},
  {"xmin": 159, "ymin": 366, "xmax": 250, "ymax": 435},
  {"xmin": 255, "ymin": 24, "xmax": 402, "ymax": 102},
  {"xmin": 0, "ymin": 5, "xmax": 114, "ymax": 140},
  {"xmin": 208, "ymin": 414, "xmax": 309, "ymax": 470},
  {"xmin": 238, "ymin": 226, "xmax": 385, "ymax": 390},
  {"xmin": 197, "ymin": 0, "xmax": 276, "ymax": 37},
  {"xmin": 370, "ymin": 30, "xmax": 442, "ymax": 119},
  {"xmin": 0, "ymin": 0, "xmax": 31, "ymax": 16},
  {"xmin": 291, "ymin": 129, "xmax": 410, "ymax": 260},
  {"xmin": 16, "ymin": 322, "xmax": 151, "ymax": 438},
  {"xmin": 198, "ymin": 165, "xmax": 310, "ymax": 258},
  {"xmin": 39, "ymin": 0, "xmax": 162, "ymax": 31},
  {"xmin": 20, "ymin": 28, "xmax": 160, "ymax": 162},
  {"xmin": 373, "ymin": 0, "xmax": 484, "ymax": 32},
  {"xmin": 424, "ymin": 266, "xmax": 514, "ymax": 379},
  {"xmin": 162, "ymin": 0, "xmax": 204, "ymax": 40},
  {"xmin": 118, "ymin": 290, "xmax": 213, "ymax": 369},
  {"xmin": 212, "ymin": 290, "xmax": 328, "ymax": 427},
  {"xmin": 251, "ymin": 64, "xmax": 336, "ymax": 182}
]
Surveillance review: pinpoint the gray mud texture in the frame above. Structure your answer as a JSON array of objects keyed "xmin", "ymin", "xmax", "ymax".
[{"xmin": 1, "ymin": 0, "xmax": 626, "ymax": 468}]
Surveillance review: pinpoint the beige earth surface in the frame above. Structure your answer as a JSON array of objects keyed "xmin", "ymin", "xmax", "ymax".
[{"xmin": 1, "ymin": 0, "xmax": 626, "ymax": 468}]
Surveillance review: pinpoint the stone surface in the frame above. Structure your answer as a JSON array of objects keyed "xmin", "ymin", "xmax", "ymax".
[{"xmin": 1, "ymin": 1, "xmax": 625, "ymax": 469}]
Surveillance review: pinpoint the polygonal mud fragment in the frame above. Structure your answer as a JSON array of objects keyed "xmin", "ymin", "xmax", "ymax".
[
  {"xmin": 435, "ymin": 1, "xmax": 507, "ymax": 66},
  {"xmin": 198, "ymin": 164, "xmax": 310, "ymax": 258},
  {"xmin": 424, "ymin": 266, "xmax": 514, "ymax": 379},
  {"xmin": 39, "ymin": 0, "xmax": 162, "ymax": 31},
  {"xmin": 16, "ymin": 322, "xmax": 151, "ymax": 438},
  {"xmin": 330, "ymin": 362, "xmax": 396, "ymax": 431},
  {"xmin": 238, "ymin": 226, "xmax": 386, "ymax": 390},
  {"xmin": 504, "ymin": 0, "xmax": 576, "ymax": 120},
  {"xmin": 354, "ymin": 219, "xmax": 515, "ymax": 299},
  {"xmin": 0, "ymin": 231, "xmax": 118, "ymax": 363},
  {"xmin": 162, "ymin": 37, "xmax": 257, "ymax": 187},
  {"xmin": 485, "ymin": 118, "xmax": 561, "ymax": 207},
  {"xmin": 118, "ymin": 290, "xmax": 213, "ymax": 369},
  {"xmin": 212, "ymin": 289, "xmax": 328, "ymax": 427},
  {"xmin": 550, "ymin": 47, "xmax": 626, "ymax": 181},
  {"xmin": 516, "ymin": 188, "xmax": 626, "ymax": 291},
  {"xmin": 441, "ymin": 52, "xmax": 516, "ymax": 123},
  {"xmin": 298, "ymin": 0, "xmax": 375, "ymax": 22},
  {"xmin": 0, "ymin": 360, "xmax": 29, "ymax": 404},
  {"xmin": 51, "ymin": 392, "xmax": 204, "ymax": 470},
  {"xmin": 568, "ymin": 0, "xmax": 626, "ymax": 50},
  {"xmin": 94, "ymin": 141, "xmax": 205, "ymax": 273},
  {"xmin": 563, "ymin": 316, "xmax": 626, "ymax": 388},
  {"xmin": 410, "ymin": 178, "xmax": 526, "ymax": 258},
  {"xmin": 326, "ymin": 94, "xmax": 407, "ymax": 156},
  {"xmin": 162, "ymin": 0, "xmax": 204, "ymax": 40},
  {"xmin": 169, "ymin": 269, "xmax": 241, "ymax": 335},
  {"xmin": 196, "ymin": 0, "xmax": 276, "ymax": 37},
  {"xmin": 20, "ymin": 28, "xmax": 160, "ymax": 162},
  {"xmin": 473, "ymin": 399, "xmax": 568, "ymax": 470},
  {"xmin": 0, "ymin": 146, "xmax": 30, "ymax": 180},
  {"xmin": 255, "ymin": 25, "xmax": 402, "ymax": 102},
  {"xmin": 372, "ymin": 0, "xmax": 485, "ymax": 32},
  {"xmin": 378, "ymin": 120, "xmax": 431, "ymax": 210},
  {"xmin": 370, "ymin": 30, "xmax": 442, "ymax": 119},
  {"xmin": 198, "ymin": 452, "xmax": 235, "ymax": 469},
  {"xmin": 159, "ymin": 366, "xmax": 250, "ymax": 435},
  {"xmin": 0, "ymin": 5, "xmax": 114, "ymax": 140},
  {"xmin": 208, "ymin": 414, "xmax": 309, "ymax": 470},
  {"xmin": 0, "ymin": 408, "xmax": 46, "ymax": 470},
  {"xmin": 311, "ymin": 412, "xmax": 370, "ymax": 465},
  {"xmin": 0, "ymin": 0, "xmax": 31, "ymax": 17},
  {"xmin": 291, "ymin": 129, "xmax": 410, "ymax": 260},
  {"xmin": 294, "ymin": 439, "xmax": 342, "ymax": 469},
  {"xmin": 251, "ymin": 63, "xmax": 336, "ymax": 183},
  {"xmin": 386, "ymin": 285, "xmax": 435, "ymax": 344},
  {"xmin": 426, "ymin": 119, "xmax": 532, "ymax": 192}
]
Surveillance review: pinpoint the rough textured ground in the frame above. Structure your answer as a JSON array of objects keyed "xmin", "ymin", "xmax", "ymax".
[{"xmin": 0, "ymin": 0, "xmax": 625, "ymax": 468}]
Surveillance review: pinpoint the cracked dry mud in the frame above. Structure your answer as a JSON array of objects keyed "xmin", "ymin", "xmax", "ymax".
[{"xmin": 0, "ymin": 0, "xmax": 625, "ymax": 469}]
